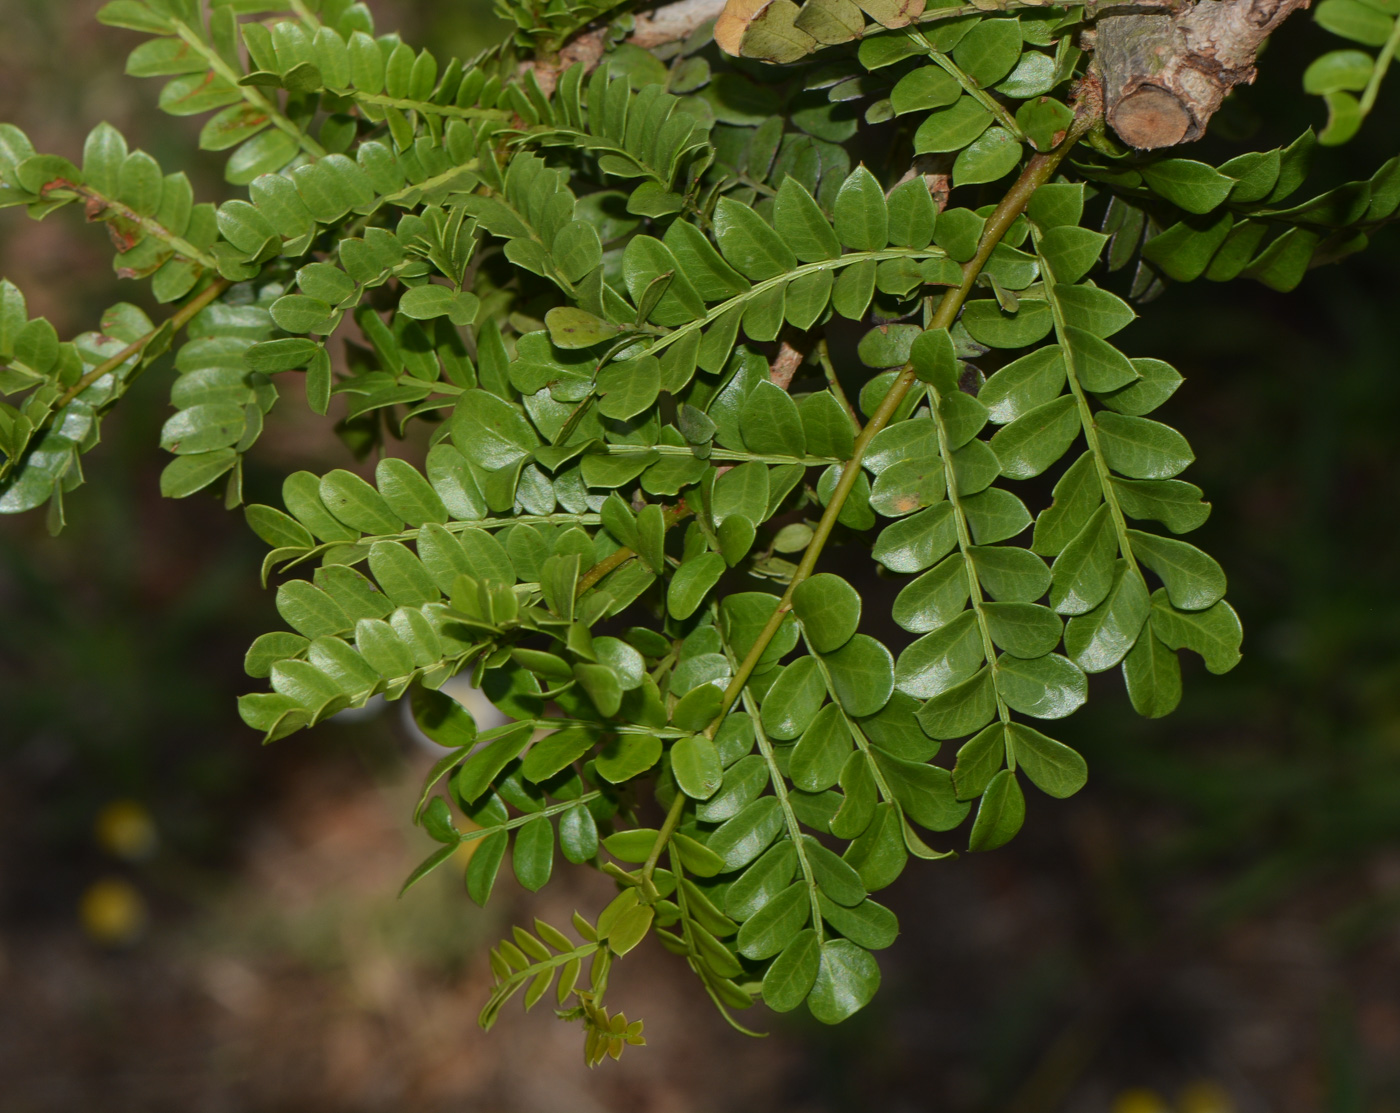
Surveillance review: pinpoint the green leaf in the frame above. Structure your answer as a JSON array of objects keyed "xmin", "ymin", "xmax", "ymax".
[
  {"xmin": 1303, "ymin": 49, "xmax": 1374, "ymax": 94},
  {"xmin": 455, "ymin": 725, "xmax": 532, "ymax": 803},
  {"xmin": 819, "ymin": 893, "xmax": 897, "ymax": 950},
  {"xmin": 1095, "ymin": 413, "xmax": 1194, "ymax": 480},
  {"xmin": 560, "ymin": 804, "xmax": 600, "ymax": 864},
  {"xmin": 968, "ymin": 769, "xmax": 1024, "ymax": 851},
  {"xmin": 741, "ymin": 380, "xmax": 807, "ymax": 456},
  {"xmin": 774, "ymin": 177, "xmax": 842, "ymax": 261},
  {"xmin": 1065, "ymin": 327, "xmax": 1139, "ymax": 393},
  {"xmin": 545, "ymin": 306, "xmax": 619, "ymax": 349},
  {"xmin": 952, "ymin": 722, "xmax": 1005, "ymax": 799},
  {"xmin": 1148, "ymin": 590, "xmax": 1243, "ymax": 674},
  {"xmin": 1016, "ymin": 95, "xmax": 1074, "ymax": 153},
  {"xmin": 699, "ymin": 755, "xmax": 769, "ymax": 822},
  {"xmin": 890, "ymin": 66, "xmax": 961, "ymax": 116},
  {"xmin": 575, "ymin": 662, "xmax": 623, "ymax": 717},
  {"xmin": 707, "ymin": 796, "xmax": 785, "ymax": 871},
  {"xmin": 952, "ymin": 17, "xmax": 1022, "ymax": 85},
  {"xmin": 466, "ymin": 830, "xmax": 508, "ymax": 905},
  {"xmin": 595, "ymin": 733, "xmax": 664, "ymax": 782},
  {"xmin": 1128, "ymin": 530, "xmax": 1226, "ymax": 610},
  {"xmin": 161, "ymin": 451, "xmax": 238, "ymax": 497},
  {"xmin": 513, "ymin": 814, "xmax": 555, "ymax": 892},
  {"xmin": 1063, "ymin": 560, "xmax": 1150, "ymax": 672},
  {"xmin": 916, "ymin": 667, "xmax": 996, "ymax": 739},
  {"xmin": 451, "ymin": 390, "xmax": 539, "ymax": 470},
  {"xmin": 824, "ymin": 634, "xmax": 895, "ymax": 717},
  {"xmin": 792, "ymin": 572, "xmax": 862, "ymax": 653},
  {"xmin": 761, "ymin": 656, "xmax": 829, "ymax": 740},
  {"xmin": 1098, "ymin": 358, "xmax": 1183, "ymax": 416},
  {"xmin": 411, "ymin": 684, "xmax": 477, "ymax": 748},
  {"xmin": 989, "ymin": 394, "xmax": 1079, "ymax": 479},
  {"xmin": 807, "ymin": 939, "xmax": 880, "ymax": 1024},
  {"xmin": 736, "ymin": 883, "xmax": 810, "ymax": 960},
  {"xmin": 913, "ymin": 96, "xmax": 994, "ymax": 154},
  {"xmin": 953, "ymin": 126, "xmax": 1021, "ymax": 187},
  {"xmin": 725, "ymin": 839, "xmax": 798, "ymax": 920},
  {"xmin": 522, "ymin": 725, "xmax": 598, "ymax": 782},
  {"xmin": 319, "ymin": 469, "xmax": 403, "ymax": 534},
  {"xmin": 800, "ymin": 391, "xmax": 857, "ymax": 459},
  {"xmin": 789, "ymin": 702, "xmax": 853, "ymax": 792},
  {"xmin": 1140, "ymin": 159, "xmax": 1236, "ymax": 214},
  {"xmin": 1315, "ymin": 0, "xmax": 1395, "ymax": 46},
  {"xmin": 893, "ymin": 554, "xmax": 971, "ymax": 634},
  {"xmin": 1054, "ymin": 284, "xmax": 1135, "ymax": 337},
  {"xmin": 713, "ymin": 196, "xmax": 798, "ymax": 280},
  {"xmin": 995, "ymin": 652, "xmax": 1087, "ymax": 719},
  {"xmin": 763, "ymin": 928, "xmax": 821, "ymax": 1012},
  {"xmin": 1050, "ymin": 504, "xmax": 1117, "ymax": 615},
  {"xmin": 832, "ymin": 165, "xmax": 889, "ymax": 251},
  {"xmin": 961, "ymin": 487, "xmax": 1032, "ymax": 544},
  {"xmin": 857, "ymin": 323, "xmax": 921, "ymax": 368},
  {"xmin": 873, "ymin": 750, "xmax": 969, "ymax": 831},
  {"xmin": 376, "ymin": 457, "xmax": 448, "ymax": 527},
  {"xmin": 401, "ymin": 285, "xmax": 479, "ymax": 326},
  {"xmin": 842, "ymin": 800, "xmax": 907, "ymax": 889},
  {"xmin": 983, "ymin": 602, "xmax": 1063, "ymax": 659},
  {"xmin": 1007, "ymin": 722, "xmax": 1087, "ymax": 797},
  {"xmin": 886, "ymin": 177, "xmax": 938, "ymax": 249},
  {"xmin": 607, "ymin": 903, "xmax": 654, "ymax": 956},
  {"xmin": 873, "ymin": 502, "xmax": 957, "ymax": 573},
  {"xmin": 972, "ymin": 545, "xmax": 1051, "ymax": 603},
  {"xmin": 1122, "ymin": 629, "xmax": 1182, "ymax": 719},
  {"xmin": 803, "ymin": 834, "xmax": 866, "ymax": 905},
  {"xmin": 668, "ymin": 552, "xmax": 726, "ymax": 619},
  {"xmin": 961, "ymin": 299, "xmax": 1054, "ymax": 349},
  {"xmin": 980, "ymin": 346, "xmax": 1067, "ymax": 425},
  {"xmin": 895, "ymin": 611, "xmax": 983, "ymax": 698},
  {"xmin": 597, "ymin": 356, "xmax": 661, "ymax": 420},
  {"xmin": 672, "ymin": 734, "xmax": 724, "ymax": 800},
  {"xmin": 1036, "ymin": 225, "xmax": 1106, "ymax": 287}
]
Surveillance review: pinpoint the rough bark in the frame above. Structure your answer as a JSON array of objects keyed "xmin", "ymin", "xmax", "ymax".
[
  {"xmin": 1098, "ymin": 0, "xmax": 1311, "ymax": 149},
  {"xmin": 768, "ymin": 337, "xmax": 806, "ymax": 390}
]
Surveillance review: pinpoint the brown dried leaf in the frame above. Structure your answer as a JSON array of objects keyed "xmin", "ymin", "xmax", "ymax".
[{"xmin": 715, "ymin": 0, "xmax": 774, "ymax": 55}]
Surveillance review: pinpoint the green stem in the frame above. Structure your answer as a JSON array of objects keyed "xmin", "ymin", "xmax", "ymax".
[
  {"xmin": 706, "ymin": 125, "xmax": 1091, "ymax": 735},
  {"xmin": 639, "ymin": 247, "xmax": 949, "ymax": 365},
  {"xmin": 805, "ymin": 643, "xmax": 897, "ymax": 806},
  {"xmin": 925, "ymin": 376, "xmax": 1014, "ymax": 732},
  {"xmin": 907, "ymin": 29, "xmax": 1025, "ymax": 140},
  {"xmin": 641, "ymin": 789, "xmax": 687, "ymax": 890},
  {"xmin": 456, "ymin": 790, "xmax": 604, "ymax": 844},
  {"xmin": 170, "ymin": 19, "xmax": 327, "ymax": 160},
  {"xmin": 739, "ymin": 686, "xmax": 824, "ymax": 941},
  {"xmin": 55, "ymin": 277, "xmax": 232, "ymax": 409},
  {"xmin": 575, "ymin": 503, "xmax": 693, "ymax": 597},
  {"xmin": 288, "ymin": 0, "xmax": 321, "ymax": 27},
  {"xmin": 1032, "ymin": 229, "xmax": 1139, "ymax": 572},
  {"xmin": 1361, "ymin": 15, "xmax": 1400, "ymax": 115},
  {"xmin": 815, "ymin": 338, "xmax": 862, "ymax": 433},
  {"xmin": 358, "ymin": 92, "xmax": 510, "ymax": 120},
  {"xmin": 55, "ymin": 185, "xmax": 219, "ymax": 270}
]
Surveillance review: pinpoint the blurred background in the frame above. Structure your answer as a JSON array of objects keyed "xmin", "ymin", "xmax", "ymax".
[{"xmin": 2, "ymin": 3, "xmax": 1400, "ymax": 1111}]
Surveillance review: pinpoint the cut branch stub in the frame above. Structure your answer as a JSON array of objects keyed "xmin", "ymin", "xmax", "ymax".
[{"xmin": 1097, "ymin": 0, "xmax": 1311, "ymax": 150}]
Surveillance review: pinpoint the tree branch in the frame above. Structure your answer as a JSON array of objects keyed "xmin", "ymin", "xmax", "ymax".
[
  {"xmin": 1097, "ymin": 0, "xmax": 1311, "ymax": 149},
  {"xmin": 530, "ymin": 0, "xmax": 727, "ymax": 94}
]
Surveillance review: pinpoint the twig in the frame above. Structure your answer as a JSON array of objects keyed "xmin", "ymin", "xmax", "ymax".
[
  {"xmin": 55, "ymin": 278, "xmax": 232, "ymax": 409},
  {"xmin": 1097, "ymin": 0, "xmax": 1312, "ymax": 149}
]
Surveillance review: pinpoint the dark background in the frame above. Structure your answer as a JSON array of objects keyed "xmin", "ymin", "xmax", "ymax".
[{"xmin": 2, "ymin": 3, "xmax": 1399, "ymax": 1111}]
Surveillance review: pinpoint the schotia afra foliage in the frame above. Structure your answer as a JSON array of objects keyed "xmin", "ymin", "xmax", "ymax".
[{"xmin": 1, "ymin": 0, "xmax": 1397, "ymax": 1064}]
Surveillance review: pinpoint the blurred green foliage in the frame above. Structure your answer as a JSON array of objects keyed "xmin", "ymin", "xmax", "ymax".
[{"xmin": 1, "ymin": 0, "xmax": 1400, "ymax": 1109}]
